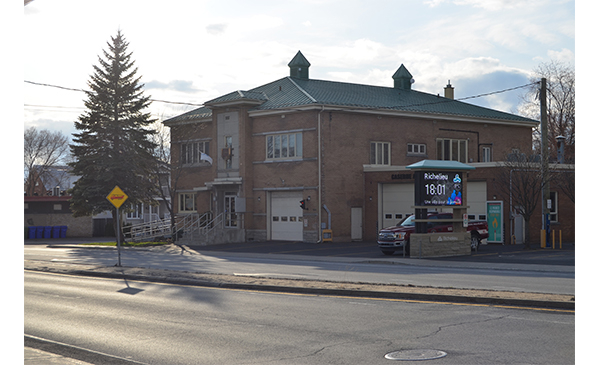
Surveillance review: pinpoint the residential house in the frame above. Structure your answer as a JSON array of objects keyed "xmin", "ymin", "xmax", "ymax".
[{"xmin": 25, "ymin": 165, "xmax": 173, "ymax": 238}]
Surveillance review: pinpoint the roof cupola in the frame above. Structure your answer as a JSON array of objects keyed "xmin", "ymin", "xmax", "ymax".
[
  {"xmin": 392, "ymin": 64, "xmax": 413, "ymax": 90},
  {"xmin": 288, "ymin": 51, "xmax": 311, "ymax": 80}
]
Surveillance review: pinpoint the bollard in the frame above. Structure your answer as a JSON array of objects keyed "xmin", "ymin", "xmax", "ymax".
[
  {"xmin": 560, "ymin": 230, "xmax": 562, "ymax": 249},
  {"xmin": 540, "ymin": 230, "xmax": 546, "ymax": 248},
  {"xmin": 552, "ymin": 230, "xmax": 555, "ymax": 249}
]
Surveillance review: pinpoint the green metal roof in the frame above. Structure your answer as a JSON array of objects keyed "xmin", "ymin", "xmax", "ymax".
[
  {"xmin": 163, "ymin": 106, "xmax": 212, "ymax": 124},
  {"xmin": 406, "ymin": 160, "xmax": 476, "ymax": 170},
  {"xmin": 205, "ymin": 90, "xmax": 268, "ymax": 106},
  {"xmin": 164, "ymin": 64, "xmax": 538, "ymax": 125}
]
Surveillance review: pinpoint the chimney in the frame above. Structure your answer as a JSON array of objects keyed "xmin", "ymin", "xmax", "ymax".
[{"xmin": 444, "ymin": 80, "xmax": 454, "ymax": 99}]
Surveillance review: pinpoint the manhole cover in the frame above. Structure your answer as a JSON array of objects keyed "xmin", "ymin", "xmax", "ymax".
[{"xmin": 385, "ymin": 349, "xmax": 448, "ymax": 361}]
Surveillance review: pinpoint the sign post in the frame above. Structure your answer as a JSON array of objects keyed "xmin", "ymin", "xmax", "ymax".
[
  {"xmin": 486, "ymin": 201, "xmax": 503, "ymax": 244},
  {"xmin": 107, "ymin": 186, "xmax": 128, "ymax": 266}
]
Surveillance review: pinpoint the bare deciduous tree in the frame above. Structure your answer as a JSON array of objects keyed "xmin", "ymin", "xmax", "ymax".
[
  {"xmin": 150, "ymin": 118, "xmax": 210, "ymax": 240},
  {"xmin": 24, "ymin": 127, "xmax": 70, "ymax": 196},
  {"xmin": 493, "ymin": 151, "xmax": 555, "ymax": 249},
  {"xmin": 518, "ymin": 60, "xmax": 575, "ymax": 162},
  {"xmin": 150, "ymin": 120, "xmax": 178, "ymax": 237}
]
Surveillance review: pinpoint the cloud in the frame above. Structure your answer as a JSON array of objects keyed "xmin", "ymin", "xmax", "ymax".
[
  {"xmin": 145, "ymin": 80, "xmax": 201, "ymax": 93},
  {"xmin": 548, "ymin": 48, "xmax": 574, "ymax": 64},
  {"xmin": 454, "ymin": 0, "xmax": 526, "ymax": 11},
  {"xmin": 24, "ymin": 117, "xmax": 77, "ymax": 140},
  {"xmin": 206, "ymin": 23, "xmax": 227, "ymax": 35},
  {"xmin": 22, "ymin": 0, "xmax": 573, "ymax": 135},
  {"xmin": 423, "ymin": 0, "xmax": 446, "ymax": 7},
  {"xmin": 451, "ymin": 69, "xmax": 531, "ymax": 113}
]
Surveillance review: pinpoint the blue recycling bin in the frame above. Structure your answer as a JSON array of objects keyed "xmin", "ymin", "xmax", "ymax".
[
  {"xmin": 59, "ymin": 226, "xmax": 68, "ymax": 238},
  {"xmin": 43, "ymin": 226, "xmax": 53, "ymax": 238},
  {"xmin": 52, "ymin": 226, "xmax": 61, "ymax": 238},
  {"xmin": 28, "ymin": 226, "xmax": 37, "ymax": 239},
  {"xmin": 36, "ymin": 226, "xmax": 44, "ymax": 239}
]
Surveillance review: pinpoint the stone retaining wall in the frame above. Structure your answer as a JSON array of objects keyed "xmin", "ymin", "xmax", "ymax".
[{"xmin": 410, "ymin": 232, "xmax": 471, "ymax": 258}]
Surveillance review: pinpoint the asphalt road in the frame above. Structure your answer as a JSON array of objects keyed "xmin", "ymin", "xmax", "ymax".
[{"xmin": 25, "ymin": 270, "xmax": 575, "ymax": 365}]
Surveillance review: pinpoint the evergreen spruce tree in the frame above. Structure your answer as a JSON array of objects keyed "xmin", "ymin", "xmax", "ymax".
[{"xmin": 69, "ymin": 31, "xmax": 157, "ymax": 237}]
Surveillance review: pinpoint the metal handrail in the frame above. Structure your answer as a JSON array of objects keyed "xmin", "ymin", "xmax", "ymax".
[
  {"xmin": 126, "ymin": 216, "xmax": 172, "ymax": 241},
  {"xmin": 125, "ymin": 211, "xmax": 224, "ymax": 243}
]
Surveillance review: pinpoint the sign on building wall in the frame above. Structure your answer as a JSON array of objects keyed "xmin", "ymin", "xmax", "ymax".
[
  {"xmin": 414, "ymin": 171, "xmax": 463, "ymax": 206},
  {"xmin": 486, "ymin": 201, "xmax": 503, "ymax": 243}
]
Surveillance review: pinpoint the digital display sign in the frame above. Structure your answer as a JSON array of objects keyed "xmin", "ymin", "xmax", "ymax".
[{"xmin": 415, "ymin": 171, "xmax": 463, "ymax": 206}]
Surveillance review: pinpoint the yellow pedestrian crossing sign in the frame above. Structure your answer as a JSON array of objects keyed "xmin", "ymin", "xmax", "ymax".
[{"xmin": 107, "ymin": 186, "xmax": 128, "ymax": 209}]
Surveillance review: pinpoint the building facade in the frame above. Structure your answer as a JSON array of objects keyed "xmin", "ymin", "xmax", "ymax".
[{"xmin": 164, "ymin": 51, "xmax": 574, "ymax": 245}]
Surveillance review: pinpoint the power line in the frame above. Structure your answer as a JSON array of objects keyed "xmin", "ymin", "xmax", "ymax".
[
  {"xmin": 456, "ymin": 81, "xmax": 539, "ymax": 102},
  {"xmin": 24, "ymin": 104, "xmax": 85, "ymax": 110},
  {"xmin": 24, "ymin": 80, "xmax": 204, "ymax": 107},
  {"xmin": 25, "ymin": 79, "xmax": 539, "ymax": 111}
]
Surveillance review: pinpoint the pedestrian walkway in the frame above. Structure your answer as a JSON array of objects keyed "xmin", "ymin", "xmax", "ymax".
[{"xmin": 24, "ymin": 347, "xmax": 93, "ymax": 365}]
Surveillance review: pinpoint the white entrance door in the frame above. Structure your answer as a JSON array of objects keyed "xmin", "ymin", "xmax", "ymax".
[
  {"xmin": 271, "ymin": 191, "xmax": 303, "ymax": 241},
  {"xmin": 514, "ymin": 209, "xmax": 524, "ymax": 244},
  {"xmin": 467, "ymin": 181, "xmax": 487, "ymax": 219},
  {"xmin": 351, "ymin": 207, "xmax": 362, "ymax": 241}
]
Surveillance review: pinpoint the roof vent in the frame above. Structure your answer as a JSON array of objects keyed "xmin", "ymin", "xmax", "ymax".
[
  {"xmin": 288, "ymin": 51, "xmax": 311, "ymax": 80},
  {"xmin": 392, "ymin": 64, "xmax": 413, "ymax": 90}
]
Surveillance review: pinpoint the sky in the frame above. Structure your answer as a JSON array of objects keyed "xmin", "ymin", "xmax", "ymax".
[{"xmin": 21, "ymin": 0, "xmax": 577, "ymax": 139}]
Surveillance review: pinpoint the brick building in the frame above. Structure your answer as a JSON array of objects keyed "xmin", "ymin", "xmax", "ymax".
[{"xmin": 164, "ymin": 51, "xmax": 574, "ymax": 245}]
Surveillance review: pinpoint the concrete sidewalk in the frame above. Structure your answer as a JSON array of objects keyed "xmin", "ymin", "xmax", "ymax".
[
  {"xmin": 24, "ymin": 347, "xmax": 93, "ymax": 365},
  {"xmin": 26, "ymin": 239, "xmax": 575, "ymax": 306},
  {"xmin": 24, "ymin": 250, "xmax": 575, "ymax": 310}
]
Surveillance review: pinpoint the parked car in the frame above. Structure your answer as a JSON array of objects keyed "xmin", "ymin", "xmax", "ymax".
[{"xmin": 377, "ymin": 213, "xmax": 488, "ymax": 256}]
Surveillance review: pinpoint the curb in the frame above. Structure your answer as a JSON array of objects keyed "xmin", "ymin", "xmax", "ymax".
[{"xmin": 25, "ymin": 261, "xmax": 575, "ymax": 311}]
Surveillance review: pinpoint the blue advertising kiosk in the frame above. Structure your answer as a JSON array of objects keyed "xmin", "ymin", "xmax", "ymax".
[{"xmin": 407, "ymin": 160, "xmax": 475, "ymax": 258}]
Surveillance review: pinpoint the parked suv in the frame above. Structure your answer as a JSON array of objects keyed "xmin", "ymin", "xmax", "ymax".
[{"xmin": 377, "ymin": 213, "xmax": 488, "ymax": 256}]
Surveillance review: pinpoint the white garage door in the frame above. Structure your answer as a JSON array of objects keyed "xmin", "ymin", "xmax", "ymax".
[
  {"xmin": 380, "ymin": 181, "xmax": 488, "ymax": 228},
  {"xmin": 271, "ymin": 191, "xmax": 303, "ymax": 241},
  {"xmin": 381, "ymin": 183, "xmax": 414, "ymax": 229}
]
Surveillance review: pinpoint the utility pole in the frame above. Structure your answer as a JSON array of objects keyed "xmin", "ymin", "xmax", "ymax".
[{"xmin": 540, "ymin": 78, "xmax": 550, "ymax": 244}]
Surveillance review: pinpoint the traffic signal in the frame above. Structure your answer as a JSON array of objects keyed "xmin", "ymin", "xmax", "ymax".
[{"xmin": 300, "ymin": 200, "xmax": 306, "ymax": 210}]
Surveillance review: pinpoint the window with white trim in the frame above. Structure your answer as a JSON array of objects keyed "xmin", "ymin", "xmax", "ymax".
[
  {"xmin": 482, "ymin": 146, "xmax": 492, "ymax": 162},
  {"xmin": 370, "ymin": 141, "xmax": 390, "ymax": 165},
  {"xmin": 178, "ymin": 193, "xmax": 197, "ymax": 213},
  {"xmin": 436, "ymin": 138, "xmax": 468, "ymax": 163},
  {"xmin": 407, "ymin": 143, "xmax": 426, "ymax": 156},
  {"xmin": 180, "ymin": 141, "xmax": 210, "ymax": 165},
  {"xmin": 267, "ymin": 133, "xmax": 303, "ymax": 160},
  {"xmin": 549, "ymin": 191, "xmax": 558, "ymax": 222},
  {"xmin": 126, "ymin": 203, "xmax": 143, "ymax": 219}
]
